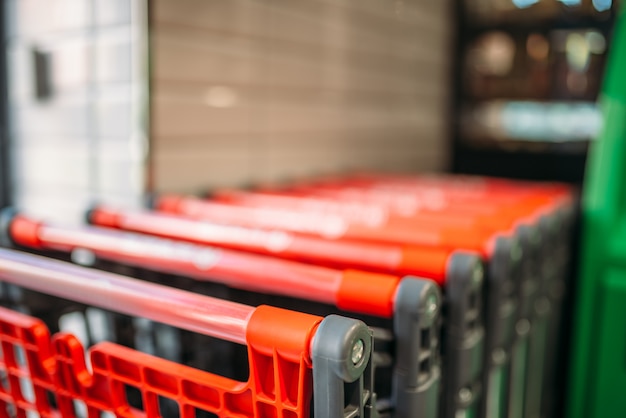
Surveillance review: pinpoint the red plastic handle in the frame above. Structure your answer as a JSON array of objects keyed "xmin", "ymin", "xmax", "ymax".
[
  {"xmin": 10, "ymin": 215, "xmax": 401, "ymax": 317},
  {"xmin": 88, "ymin": 206, "xmax": 460, "ymax": 282},
  {"xmin": 93, "ymin": 205, "xmax": 367, "ymax": 261},
  {"xmin": 157, "ymin": 196, "xmax": 502, "ymax": 255},
  {"xmin": 284, "ymin": 183, "xmax": 567, "ymax": 225},
  {"xmin": 213, "ymin": 186, "xmax": 564, "ymax": 233},
  {"xmin": 282, "ymin": 173, "xmax": 573, "ymax": 215}
]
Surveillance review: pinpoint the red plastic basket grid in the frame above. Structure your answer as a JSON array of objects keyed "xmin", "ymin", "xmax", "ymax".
[{"xmin": 0, "ymin": 304, "xmax": 328, "ymax": 418}]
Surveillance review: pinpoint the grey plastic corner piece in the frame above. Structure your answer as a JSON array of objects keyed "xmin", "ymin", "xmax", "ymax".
[
  {"xmin": 480, "ymin": 236, "xmax": 519, "ymax": 418},
  {"xmin": 443, "ymin": 252, "xmax": 486, "ymax": 418},
  {"xmin": 392, "ymin": 277, "xmax": 442, "ymax": 418},
  {"xmin": 486, "ymin": 235, "xmax": 519, "ymax": 351},
  {"xmin": 445, "ymin": 251, "xmax": 485, "ymax": 337},
  {"xmin": 0, "ymin": 208, "xmax": 23, "ymax": 308},
  {"xmin": 537, "ymin": 211, "xmax": 558, "ymax": 240},
  {"xmin": 556, "ymin": 198, "xmax": 578, "ymax": 231},
  {"xmin": 311, "ymin": 315, "xmax": 378, "ymax": 418},
  {"xmin": 0, "ymin": 207, "xmax": 18, "ymax": 248},
  {"xmin": 537, "ymin": 213, "xmax": 560, "ymax": 280},
  {"xmin": 539, "ymin": 207, "xmax": 573, "ymax": 285},
  {"xmin": 514, "ymin": 224, "xmax": 541, "ymax": 320}
]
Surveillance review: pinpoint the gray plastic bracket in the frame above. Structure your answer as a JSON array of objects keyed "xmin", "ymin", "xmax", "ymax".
[
  {"xmin": 481, "ymin": 235, "xmax": 520, "ymax": 418},
  {"xmin": 515, "ymin": 224, "xmax": 541, "ymax": 320},
  {"xmin": 443, "ymin": 252, "xmax": 486, "ymax": 418},
  {"xmin": 0, "ymin": 207, "xmax": 18, "ymax": 248},
  {"xmin": 538, "ymin": 213, "xmax": 561, "ymax": 283},
  {"xmin": 537, "ymin": 205, "xmax": 576, "ymax": 417},
  {"xmin": 523, "ymin": 216, "xmax": 559, "ymax": 418},
  {"xmin": 486, "ymin": 235, "xmax": 520, "ymax": 352},
  {"xmin": 0, "ymin": 208, "xmax": 27, "ymax": 308},
  {"xmin": 311, "ymin": 315, "xmax": 378, "ymax": 418},
  {"xmin": 392, "ymin": 277, "xmax": 442, "ymax": 418}
]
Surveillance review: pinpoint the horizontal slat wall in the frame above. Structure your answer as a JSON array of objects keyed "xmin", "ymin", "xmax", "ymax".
[
  {"xmin": 151, "ymin": 0, "xmax": 451, "ymax": 193},
  {"xmin": 5, "ymin": 0, "xmax": 148, "ymax": 223}
]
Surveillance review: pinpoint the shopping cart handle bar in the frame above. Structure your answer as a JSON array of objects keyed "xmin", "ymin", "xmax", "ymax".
[{"xmin": 0, "ymin": 248, "xmax": 255, "ymax": 345}]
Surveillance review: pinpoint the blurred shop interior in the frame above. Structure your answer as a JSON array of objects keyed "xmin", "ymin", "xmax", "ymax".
[
  {"xmin": 0, "ymin": 0, "xmax": 614, "ymax": 223},
  {"xmin": 0, "ymin": 1, "xmax": 621, "ymax": 418}
]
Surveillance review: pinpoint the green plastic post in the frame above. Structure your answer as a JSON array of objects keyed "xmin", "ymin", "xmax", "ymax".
[{"xmin": 567, "ymin": 5, "xmax": 626, "ymax": 418}]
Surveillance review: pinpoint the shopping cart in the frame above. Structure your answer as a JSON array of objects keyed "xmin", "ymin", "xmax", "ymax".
[
  {"xmin": 284, "ymin": 173, "xmax": 575, "ymax": 418},
  {"xmin": 152, "ymin": 192, "xmax": 521, "ymax": 418},
  {"xmin": 218, "ymin": 173, "xmax": 575, "ymax": 418},
  {"xmin": 1, "ymin": 211, "xmax": 442, "ymax": 418},
  {"xmin": 0, "ymin": 248, "xmax": 376, "ymax": 417},
  {"xmin": 157, "ymin": 174, "xmax": 574, "ymax": 418},
  {"xmin": 85, "ymin": 205, "xmax": 487, "ymax": 418}
]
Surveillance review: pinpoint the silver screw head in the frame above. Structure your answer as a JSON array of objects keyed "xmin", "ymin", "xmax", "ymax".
[
  {"xmin": 459, "ymin": 387, "xmax": 472, "ymax": 403},
  {"xmin": 492, "ymin": 348, "xmax": 506, "ymax": 364},
  {"xmin": 71, "ymin": 248, "xmax": 96, "ymax": 266},
  {"xmin": 425, "ymin": 293, "xmax": 438, "ymax": 314},
  {"xmin": 351, "ymin": 339, "xmax": 364, "ymax": 365},
  {"xmin": 511, "ymin": 241, "xmax": 523, "ymax": 261},
  {"xmin": 473, "ymin": 264, "xmax": 484, "ymax": 285}
]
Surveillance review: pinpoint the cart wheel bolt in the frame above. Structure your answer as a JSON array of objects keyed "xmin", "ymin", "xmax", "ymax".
[
  {"xmin": 492, "ymin": 348, "xmax": 506, "ymax": 364},
  {"xmin": 351, "ymin": 339, "xmax": 364, "ymax": 365},
  {"xmin": 473, "ymin": 264, "xmax": 484, "ymax": 284},
  {"xmin": 459, "ymin": 387, "xmax": 472, "ymax": 403},
  {"xmin": 426, "ymin": 293, "xmax": 438, "ymax": 314}
]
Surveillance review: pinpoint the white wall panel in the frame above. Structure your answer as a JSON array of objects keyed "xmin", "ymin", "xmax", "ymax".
[{"xmin": 6, "ymin": 0, "xmax": 148, "ymax": 224}]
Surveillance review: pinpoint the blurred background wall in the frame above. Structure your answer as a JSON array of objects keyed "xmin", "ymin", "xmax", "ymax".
[
  {"xmin": 149, "ymin": 0, "xmax": 451, "ymax": 193},
  {"xmin": 4, "ymin": 1, "xmax": 608, "ymax": 223},
  {"xmin": 2, "ymin": 0, "xmax": 452, "ymax": 222},
  {"xmin": 4, "ymin": 0, "xmax": 148, "ymax": 223}
]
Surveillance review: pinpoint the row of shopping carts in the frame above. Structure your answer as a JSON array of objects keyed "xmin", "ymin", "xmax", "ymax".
[{"xmin": 0, "ymin": 173, "xmax": 575, "ymax": 418}]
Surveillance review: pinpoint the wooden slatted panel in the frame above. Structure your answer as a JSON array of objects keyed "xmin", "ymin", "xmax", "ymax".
[{"xmin": 151, "ymin": 0, "xmax": 451, "ymax": 193}]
